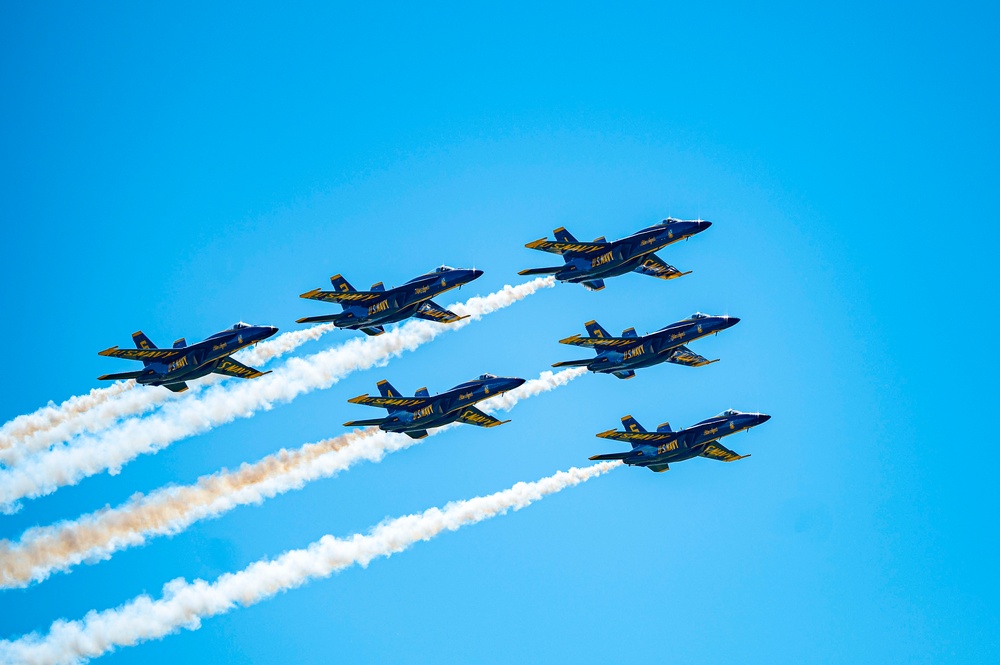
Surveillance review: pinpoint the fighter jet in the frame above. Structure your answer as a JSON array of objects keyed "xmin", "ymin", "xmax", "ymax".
[
  {"xmin": 589, "ymin": 409, "xmax": 771, "ymax": 472},
  {"xmin": 97, "ymin": 322, "xmax": 279, "ymax": 392},
  {"xmin": 296, "ymin": 265, "xmax": 483, "ymax": 335},
  {"xmin": 552, "ymin": 313, "xmax": 739, "ymax": 379},
  {"xmin": 344, "ymin": 373, "xmax": 526, "ymax": 439},
  {"xmin": 518, "ymin": 218, "xmax": 711, "ymax": 291}
]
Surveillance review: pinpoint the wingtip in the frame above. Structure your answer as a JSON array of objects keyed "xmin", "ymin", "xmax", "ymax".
[
  {"xmin": 524, "ymin": 238, "xmax": 547, "ymax": 249},
  {"xmin": 595, "ymin": 429, "xmax": 619, "ymax": 438},
  {"xmin": 347, "ymin": 394, "xmax": 370, "ymax": 404},
  {"xmin": 97, "ymin": 346, "xmax": 119, "ymax": 356},
  {"xmin": 299, "ymin": 288, "xmax": 322, "ymax": 299}
]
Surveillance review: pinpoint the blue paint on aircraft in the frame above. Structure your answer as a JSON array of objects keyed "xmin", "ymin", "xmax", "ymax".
[
  {"xmin": 297, "ymin": 265, "xmax": 483, "ymax": 335},
  {"xmin": 519, "ymin": 218, "xmax": 711, "ymax": 290},
  {"xmin": 589, "ymin": 409, "xmax": 771, "ymax": 472},
  {"xmin": 97, "ymin": 322, "xmax": 278, "ymax": 392},
  {"xmin": 553, "ymin": 312, "xmax": 739, "ymax": 378},
  {"xmin": 344, "ymin": 373, "xmax": 526, "ymax": 439}
]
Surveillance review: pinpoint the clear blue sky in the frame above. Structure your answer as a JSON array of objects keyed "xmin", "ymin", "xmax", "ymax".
[{"xmin": 1, "ymin": 2, "xmax": 997, "ymax": 662}]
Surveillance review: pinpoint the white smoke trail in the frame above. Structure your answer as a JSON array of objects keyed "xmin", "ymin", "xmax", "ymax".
[
  {"xmin": 0, "ymin": 278, "xmax": 554, "ymax": 511},
  {"xmin": 0, "ymin": 324, "xmax": 336, "ymax": 466},
  {"xmin": 0, "ymin": 461, "xmax": 618, "ymax": 665},
  {"xmin": 0, "ymin": 367, "xmax": 585, "ymax": 589}
]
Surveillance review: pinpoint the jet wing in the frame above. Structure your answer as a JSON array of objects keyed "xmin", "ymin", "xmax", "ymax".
[
  {"xmin": 214, "ymin": 357, "xmax": 271, "ymax": 380},
  {"xmin": 413, "ymin": 299, "xmax": 469, "ymax": 324},
  {"xmin": 347, "ymin": 395, "xmax": 431, "ymax": 409},
  {"xmin": 596, "ymin": 429, "xmax": 672, "ymax": 443},
  {"xmin": 524, "ymin": 239, "xmax": 607, "ymax": 255},
  {"xmin": 558, "ymin": 334, "xmax": 640, "ymax": 349},
  {"xmin": 98, "ymin": 347, "xmax": 183, "ymax": 361},
  {"xmin": 664, "ymin": 345, "xmax": 718, "ymax": 368},
  {"xmin": 632, "ymin": 253, "xmax": 689, "ymax": 280},
  {"xmin": 456, "ymin": 405, "xmax": 509, "ymax": 428},
  {"xmin": 299, "ymin": 288, "xmax": 382, "ymax": 304},
  {"xmin": 699, "ymin": 441, "xmax": 750, "ymax": 462}
]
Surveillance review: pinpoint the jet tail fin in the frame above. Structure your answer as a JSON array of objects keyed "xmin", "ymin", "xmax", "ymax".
[
  {"xmin": 172, "ymin": 338, "xmax": 187, "ymax": 348},
  {"xmin": 131, "ymin": 331, "xmax": 159, "ymax": 367},
  {"xmin": 553, "ymin": 227, "xmax": 578, "ymax": 243},
  {"xmin": 620, "ymin": 415, "xmax": 647, "ymax": 441},
  {"xmin": 370, "ymin": 282, "xmax": 385, "ymax": 292},
  {"xmin": 377, "ymin": 379, "xmax": 402, "ymax": 398},
  {"xmin": 584, "ymin": 320, "xmax": 611, "ymax": 339},
  {"xmin": 329, "ymin": 274, "xmax": 356, "ymax": 293}
]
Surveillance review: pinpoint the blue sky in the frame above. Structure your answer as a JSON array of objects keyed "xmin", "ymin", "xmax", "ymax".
[{"xmin": 1, "ymin": 2, "xmax": 997, "ymax": 662}]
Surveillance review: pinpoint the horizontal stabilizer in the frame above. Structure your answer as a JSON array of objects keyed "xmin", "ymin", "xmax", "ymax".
[
  {"xmin": 360, "ymin": 325, "xmax": 385, "ymax": 336},
  {"xmin": 517, "ymin": 266, "xmax": 563, "ymax": 276},
  {"xmin": 612, "ymin": 370, "xmax": 636, "ymax": 380},
  {"xmin": 296, "ymin": 313, "xmax": 344, "ymax": 324},
  {"xmin": 97, "ymin": 370, "xmax": 145, "ymax": 381},
  {"xmin": 342, "ymin": 417, "xmax": 391, "ymax": 427},
  {"xmin": 405, "ymin": 430, "xmax": 429, "ymax": 440},
  {"xmin": 588, "ymin": 451, "xmax": 632, "ymax": 461},
  {"xmin": 647, "ymin": 462, "xmax": 671, "ymax": 473},
  {"xmin": 164, "ymin": 382, "xmax": 189, "ymax": 393},
  {"xmin": 582, "ymin": 279, "xmax": 605, "ymax": 291},
  {"xmin": 551, "ymin": 358, "xmax": 593, "ymax": 368}
]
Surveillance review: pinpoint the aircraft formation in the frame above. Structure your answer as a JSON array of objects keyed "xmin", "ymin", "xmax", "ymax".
[{"xmin": 97, "ymin": 217, "xmax": 769, "ymax": 471}]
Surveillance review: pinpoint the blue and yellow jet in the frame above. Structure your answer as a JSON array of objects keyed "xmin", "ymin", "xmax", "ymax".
[
  {"xmin": 98, "ymin": 322, "xmax": 278, "ymax": 392},
  {"xmin": 552, "ymin": 313, "xmax": 739, "ymax": 379},
  {"xmin": 518, "ymin": 218, "xmax": 711, "ymax": 291},
  {"xmin": 296, "ymin": 265, "xmax": 483, "ymax": 335},
  {"xmin": 344, "ymin": 373, "xmax": 526, "ymax": 439},
  {"xmin": 589, "ymin": 409, "xmax": 771, "ymax": 472}
]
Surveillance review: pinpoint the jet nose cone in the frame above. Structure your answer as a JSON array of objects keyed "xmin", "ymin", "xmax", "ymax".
[
  {"xmin": 759, "ymin": 413, "xmax": 771, "ymax": 423},
  {"xmin": 693, "ymin": 220, "xmax": 712, "ymax": 233},
  {"xmin": 504, "ymin": 377, "xmax": 527, "ymax": 390},
  {"xmin": 723, "ymin": 315, "xmax": 740, "ymax": 327},
  {"xmin": 265, "ymin": 326, "xmax": 279, "ymax": 338},
  {"xmin": 471, "ymin": 269, "xmax": 484, "ymax": 280}
]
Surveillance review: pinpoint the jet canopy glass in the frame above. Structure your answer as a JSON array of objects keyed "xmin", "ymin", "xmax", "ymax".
[
  {"xmin": 478, "ymin": 373, "xmax": 497, "ymax": 380},
  {"xmin": 232, "ymin": 322, "xmax": 252, "ymax": 329},
  {"xmin": 719, "ymin": 409, "xmax": 741, "ymax": 416},
  {"xmin": 434, "ymin": 265, "xmax": 454, "ymax": 272},
  {"xmin": 690, "ymin": 312, "xmax": 710, "ymax": 319}
]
